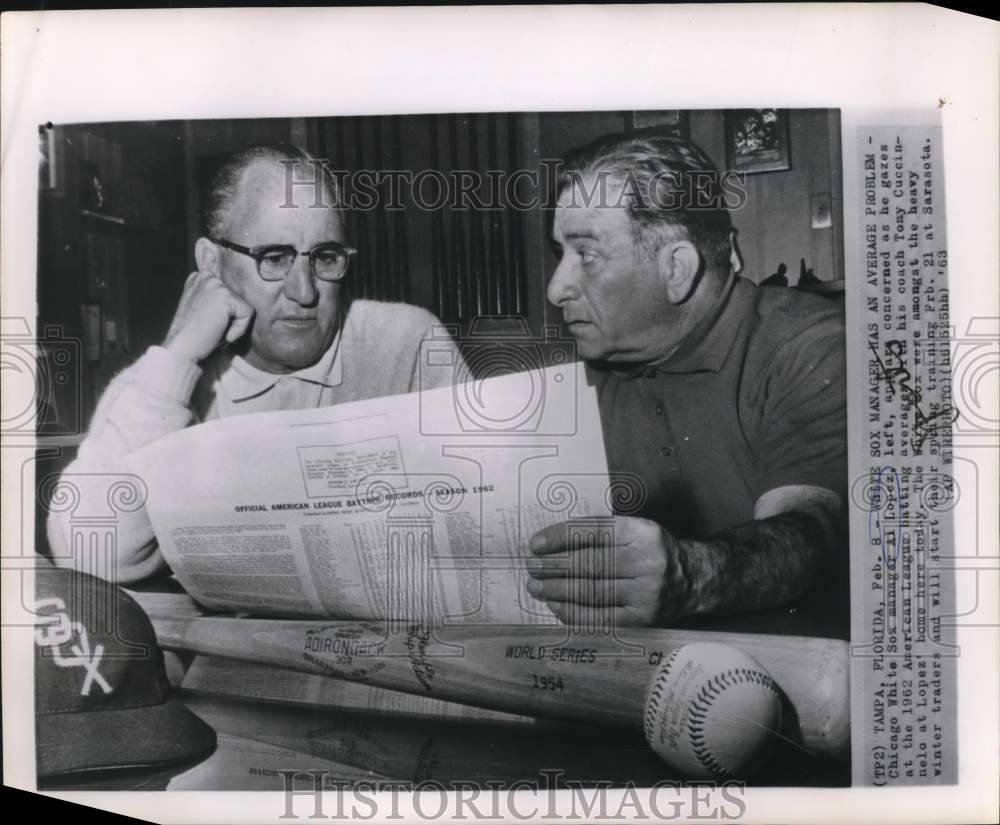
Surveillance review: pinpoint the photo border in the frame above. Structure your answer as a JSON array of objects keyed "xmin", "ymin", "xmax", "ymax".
[{"xmin": 2, "ymin": 5, "xmax": 997, "ymax": 824}]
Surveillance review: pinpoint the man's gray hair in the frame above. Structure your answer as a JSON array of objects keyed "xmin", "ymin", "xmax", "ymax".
[{"xmin": 556, "ymin": 130, "xmax": 735, "ymax": 270}]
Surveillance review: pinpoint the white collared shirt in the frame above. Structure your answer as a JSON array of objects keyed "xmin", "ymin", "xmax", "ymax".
[
  {"xmin": 199, "ymin": 327, "xmax": 345, "ymax": 420},
  {"xmin": 47, "ymin": 299, "xmax": 464, "ymax": 583}
]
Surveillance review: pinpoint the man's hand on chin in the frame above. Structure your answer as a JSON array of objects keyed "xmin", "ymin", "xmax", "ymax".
[
  {"xmin": 164, "ymin": 270, "xmax": 255, "ymax": 364},
  {"xmin": 525, "ymin": 515, "xmax": 697, "ymax": 627}
]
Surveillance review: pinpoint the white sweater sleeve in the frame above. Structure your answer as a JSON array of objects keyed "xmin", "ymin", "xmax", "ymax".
[{"xmin": 46, "ymin": 346, "xmax": 202, "ymax": 583}]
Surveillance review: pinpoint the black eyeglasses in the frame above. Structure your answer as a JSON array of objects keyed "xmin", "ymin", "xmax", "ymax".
[{"xmin": 214, "ymin": 238, "xmax": 356, "ymax": 282}]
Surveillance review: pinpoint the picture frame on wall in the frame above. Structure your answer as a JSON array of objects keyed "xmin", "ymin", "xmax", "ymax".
[
  {"xmin": 628, "ymin": 109, "xmax": 689, "ymax": 139},
  {"xmin": 725, "ymin": 108, "xmax": 792, "ymax": 174}
]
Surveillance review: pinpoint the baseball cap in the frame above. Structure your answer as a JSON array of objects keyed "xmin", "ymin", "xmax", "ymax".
[{"xmin": 34, "ymin": 564, "xmax": 217, "ymax": 779}]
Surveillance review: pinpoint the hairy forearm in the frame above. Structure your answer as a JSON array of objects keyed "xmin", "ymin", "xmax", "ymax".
[{"xmin": 668, "ymin": 503, "xmax": 844, "ymax": 621}]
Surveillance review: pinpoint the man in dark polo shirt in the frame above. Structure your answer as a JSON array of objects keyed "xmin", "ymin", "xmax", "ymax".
[{"xmin": 526, "ymin": 131, "xmax": 846, "ymax": 628}]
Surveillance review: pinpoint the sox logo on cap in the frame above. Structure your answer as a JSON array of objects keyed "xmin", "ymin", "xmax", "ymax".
[
  {"xmin": 34, "ymin": 597, "xmax": 111, "ymax": 696},
  {"xmin": 33, "ymin": 565, "xmax": 217, "ymax": 782}
]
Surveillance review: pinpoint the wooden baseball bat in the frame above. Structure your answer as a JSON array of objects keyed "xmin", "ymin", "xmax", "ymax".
[{"xmin": 152, "ymin": 617, "xmax": 849, "ymax": 761}]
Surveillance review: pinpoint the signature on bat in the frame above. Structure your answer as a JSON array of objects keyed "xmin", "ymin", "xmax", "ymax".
[
  {"xmin": 405, "ymin": 623, "xmax": 436, "ymax": 692},
  {"xmin": 868, "ymin": 339, "xmax": 959, "ymax": 452}
]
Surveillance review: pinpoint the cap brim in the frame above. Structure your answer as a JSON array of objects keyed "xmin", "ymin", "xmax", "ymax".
[{"xmin": 37, "ymin": 698, "xmax": 216, "ymax": 779}]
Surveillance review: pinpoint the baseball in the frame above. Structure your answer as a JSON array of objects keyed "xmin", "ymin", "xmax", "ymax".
[{"xmin": 643, "ymin": 642, "xmax": 783, "ymax": 778}]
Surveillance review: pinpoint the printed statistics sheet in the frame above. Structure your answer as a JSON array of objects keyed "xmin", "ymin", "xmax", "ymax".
[{"xmin": 127, "ymin": 363, "xmax": 611, "ymax": 625}]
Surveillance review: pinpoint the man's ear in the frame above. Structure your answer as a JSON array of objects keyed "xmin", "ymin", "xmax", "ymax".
[
  {"xmin": 194, "ymin": 237, "xmax": 220, "ymax": 275},
  {"xmin": 729, "ymin": 228, "xmax": 743, "ymax": 275},
  {"xmin": 656, "ymin": 239, "xmax": 702, "ymax": 304}
]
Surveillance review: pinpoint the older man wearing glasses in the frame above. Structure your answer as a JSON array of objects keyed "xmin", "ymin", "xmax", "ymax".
[{"xmin": 48, "ymin": 143, "xmax": 462, "ymax": 583}]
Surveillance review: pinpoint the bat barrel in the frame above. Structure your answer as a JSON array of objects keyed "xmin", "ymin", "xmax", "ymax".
[{"xmin": 153, "ymin": 617, "xmax": 849, "ymax": 760}]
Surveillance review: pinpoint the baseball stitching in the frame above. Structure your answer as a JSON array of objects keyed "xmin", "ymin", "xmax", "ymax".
[
  {"xmin": 643, "ymin": 647, "xmax": 683, "ymax": 743},
  {"xmin": 686, "ymin": 667, "xmax": 781, "ymax": 776},
  {"xmin": 645, "ymin": 655, "xmax": 781, "ymax": 777}
]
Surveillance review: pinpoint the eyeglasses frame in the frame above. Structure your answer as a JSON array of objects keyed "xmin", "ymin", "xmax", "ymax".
[{"xmin": 213, "ymin": 237, "xmax": 357, "ymax": 282}]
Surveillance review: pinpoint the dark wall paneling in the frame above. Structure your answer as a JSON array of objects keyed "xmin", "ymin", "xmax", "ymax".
[{"xmin": 38, "ymin": 111, "xmax": 844, "ymax": 428}]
